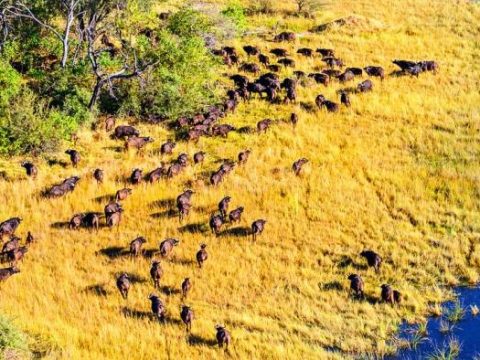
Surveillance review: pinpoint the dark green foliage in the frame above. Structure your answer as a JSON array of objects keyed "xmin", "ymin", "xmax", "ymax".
[{"xmin": 115, "ymin": 31, "xmax": 220, "ymax": 119}]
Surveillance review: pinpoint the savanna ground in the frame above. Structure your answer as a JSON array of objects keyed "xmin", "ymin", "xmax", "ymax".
[{"xmin": 1, "ymin": 0, "xmax": 480, "ymax": 358}]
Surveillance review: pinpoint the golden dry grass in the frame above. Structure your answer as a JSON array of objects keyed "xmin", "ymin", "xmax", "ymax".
[{"xmin": 0, "ymin": 0, "xmax": 479, "ymax": 358}]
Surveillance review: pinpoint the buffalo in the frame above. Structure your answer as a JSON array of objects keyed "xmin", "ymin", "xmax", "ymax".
[
  {"xmin": 0, "ymin": 266, "xmax": 20, "ymax": 282},
  {"xmin": 93, "ymin": 169, "xmax": 104, "ymax": 184},
  {"xmin": 130, "ymin": 237, "xmax": 146, "ymax": 257},
  {"xmin": 65, "ymin": 150, "xmax": 80, "ymax": 167},
  {"xmin": 180, "ymin": 305, "xmax": 194, "ymax": 332},
  {"xmin": 348, "ymin": 274, "xmax": 364, "ymax": 299},
  {"xmin": 125, "ymin": 136, "xmax": 153, "ymax": 151},
  {"xmin": 360, "ymin": 250, "xmax": 382, "ymax": 272},
  {"xmin": 148, "ymin": 294, "xmax": 166, "ymax": 322},
  {"xmin": 210, "ymin": 214, "xmax": 224, "ymax": 236},
  {"xmin": 150, "ymin": 260, "xmax": 163, "ymax": 289},
  {"xmin": 116, "ymin": 273, "xmax": 130, "ymax": 299},
  {"xmin": 193, "ymin": 151, "xmax": 206, "ymax": 164},
  {"xmin": 130, "ymin": 168, "xmax": 143, "ymax": 185},
  {"xmin": 21, "ymin": 161, "xmax": 38, "ymax": 178},
  {"xmin": 215, "ymin": 325, "xmax": 231, "ymax": 350},
  {"xmin": 229, "ymin": 207, "xmax": 244, "ymax": 223},
  {"xmin": 251, "ymin": 219, "xmax": 266, "ymax": 241},
  {"xmin": 363, "ymin": 66, "xmax": 384, "ymax": 80},
  {"xmin": 357, "ymin": 79, "xmax": 373, "ymax": 92},
  {"xmin": 114, "ymin": 125, "xmax": 140, "ymax": 139},
  {"xmin": 196, "ymin": 244, "xmax": 208, "ymax": 268},
  {"xmin": 0, "ymin": 218, "xmax": 22, "ymax": 241},
  {"xmin": 292, "ymin": 158, "xmax": 309, "ymax": 176},
  {"xmin": 159, "ymin": 238, "xmax": 180, "ymax": 258},
  {"xmin": 161, "ymin": 140, "xmax": 176, "ymax": 155},
  {"xmin": 181, "ymin": 277, "xmax": 191, "ymax": 299}
]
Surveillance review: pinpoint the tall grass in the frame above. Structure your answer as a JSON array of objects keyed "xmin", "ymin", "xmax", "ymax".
[{"xmin": 0, "ymin": 0, "xmax": 479, "ymax": 358}]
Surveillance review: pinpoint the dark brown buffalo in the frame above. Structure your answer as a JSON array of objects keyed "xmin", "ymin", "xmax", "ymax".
[
  {"xmin": 392, "ymin": 60, "xmax": 417, "ymax": 71},
  {"xmin": 322, "ymin": 56, "xmax": 344, "ymax": 68},
  {"xmin": 274, "ymin": 31, "xmax": 296, "ymax": 42},
  {"xmin": 316, "ymin": 95, "xmax": 339, "ymax": 112},
  {"xmin": 243, "ymin": 45, "xmax": 259, "ymax": 56},
  {"xmin": 44, "ymin": 176, "xmax": 80, "ymax": 198},
  {"xmin": 267, "ymin": 64, "xmax": 281, "ymax": 72},
  {"xmin": 322, "ymin": 69, "xmax": 341, "ymax": 77},
  {"xmin": 258, "ymin": 53, "xmax": 270, "ymax": 67},
  {"xmin": 4, "ymin": 246, "xmax": 27, "ymax": 265},
  {"xmin": 251, "ymin": 219, "xmax": 266, "ymax": 241},
  {"xmin": 218, "ymin": 197, "xmax": 231, "ymax": 218},
  {"xmin": 340, "ymin": 91, "xmax": 351, "ymax": 107},
  {"xmin": 177, "ymin": 190, "xmax": 194, "ymax": 220},
  {"xmin": 147, "ymin": 166, "xmax": 165, "ymax": 183},
  {"xmin": 116, "ymin": 273, "xmax": 130, "ymax": 299},
  {"xmin": 106, "ymin": 212, "xmax": 122, "ymax": 228},
  {"xmin": 105, "ymin": 116, "xmax": 116, "ymax": 132},
  {"xmin": 180, "ymin": 305, "xmax": 194, "ymax": 332},
  {"xmin": 196, "ymin": 244, "xmax": 208, "ymax": 268},
  {"xmin": 210, "ymin": 169, "xmax": 226, "ymax": 186},
  {"xmin": 278, "ymin": 58, "xmax": 295, "ymax": 68},
  {"xmin": 229, "ymin": 207, "xmax": 244, "ymax": 223},
  {"xmin": 297, "ymin": 48, "xmax": 313, "ymax": 57},
  {"xmin": 270, "ymin": 48, "xmax": 288, "ymax": 57},
  {"xmin": 316, "ymin": 48, "xmax": 334, "ymax": 57},
  {"xmin": 357, "ymin": 79, "xmax": 373, "ymax": 92},
  {"xmin": 159, "ymin": 238, "xmax": 180, "ymax": 258},
  {"xmin": 193, "ymin": 151, "xmax": 206, "ymax": 164},
  {"xmin": 149, "ymin": 294, "xmax": 166, "ymax": 322},
  {"xmin": 346, "ymin": 67, "xmax": 363, "ymax": 76},
  {"xmin": 0, "ymin": 266, "xmax": 20, "ymax": 282},
  {"xmin": 418, "ymin": 60, "xmax": 438, "ymax": 73},
  {"xmin": 116, "ymin": 188, "xmax": 132, "ymax": 201},
  {"xmin": 363, "ymin": 66, "xmax": 384, "ymax": 80},
  {"xmin": 337, "ymin": 70, "xmax": 355, "ymax": 83},
  {"xmin": 360, "ymin": 250, "xmax": 382, "ymax": 272},
  {"xmin": 160, "ymin": 140, "xmax": 176, "ymax": 155},
  {"xmin": 212, "ymin": 124, "xmax": 236, "ymax": 138},
  {"xmin": 239, "ymin": 63, "xmax": 260, "ymax": 74},
  {"xmin": 130, "ymin": 236, "xmax": 146, "ymax": 257},
  {"xmin": 130, "ymin": 168, "xmax": 143, "ymax": 185},
  {"xmin": 2, "ymin": 236, "xmax": 20, "ymax": 253},
  {"xmin": 150, "ymin": 260, "xmax": 163, "ymax": 289},
  {"xmin": 292, "ymin": 158, "xmax": 309, "ymax": 176},
  {"xmin": 308, "ymin": 73, "xmax": 330, "ymax": 86},
  {"xmin": 125, "ymin": 136, "xmax": 153, "ymax": 150},
  {"xmin": 215, "ymin": 325, "xmax": 231, "ymax": 350},
  {"xmin": 21, "ymin": 161, "xmax": 37, "ymax": 178},
  {"xmin": 0, "ymin": 218, "xmax": 22, "ymax": 241},
  {"xmin": 65, "ymin": 149, "xmax": 80, "ymax": 167},
  {"xmin": 93, "ymin": 169, "xmax": 104, "ymax": 184},
  {"xmin": 210, "ymin": 214, "xmax": 224, "ymax": 235},
  {"xmin": 181, "ymin": 277, "xmax": 191, "ymax": 299},
  {"xmin": 290, "ymin": 113, "xmax": 298, "ymax": 128},
  {"xmin": 348, "ymin": 274, "xmax": 364, "ymax": 299},
  {"xmin": 381, "ymin": 284, "xmax": 394, "ymax": 304},
  {"xmin": 257, "ymin": 119, "xmax": 273, "ymax": 133},
  {"xmin": 114, "ymin": 125, "xmax": 140, "ymax": 139},
  {"xmin": 238, "ymin": 150, "xmax": 251, "ymax": 164}
]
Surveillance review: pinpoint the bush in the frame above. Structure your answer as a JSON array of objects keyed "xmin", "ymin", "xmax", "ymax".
[
  {"xmin": 222, "ymin": 2, "xmax": 248, "ymax": 33},
  {"xmin": 293, "ymin": 0, "xmax": 327, "ymax": 17},
  {"xmin": 116, "ymin": 31, "xmax": 220, "ymax": 120},
  {"xmin": 0, "ymin": 88, "xmax": 78, "ymax": 155},
  {"xmin": 0, "ymin": 60, "xmax": 22, "ymax": 110},
  {"xmin": 167, "ymin": 8, "xmax": 212, "ymax": 38},
  {"xmin": 0, "ymin": 316, "xmax": 29, "ymax": 356}
]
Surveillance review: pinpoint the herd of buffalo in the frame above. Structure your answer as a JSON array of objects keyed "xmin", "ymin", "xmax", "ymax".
[{"xmin": 0, "ymin": 29, "xmax": 438, "ymax": 350}]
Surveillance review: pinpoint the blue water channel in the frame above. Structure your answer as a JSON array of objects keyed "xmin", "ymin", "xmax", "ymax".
[{"xmin": 388, "ymin": 286, "xmax": 480, "ymax": 359}]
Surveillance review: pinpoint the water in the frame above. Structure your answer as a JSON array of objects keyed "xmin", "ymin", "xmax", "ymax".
[{"xmin": 389, "ymin": 286, "xmax": 480, "ymax": 360}]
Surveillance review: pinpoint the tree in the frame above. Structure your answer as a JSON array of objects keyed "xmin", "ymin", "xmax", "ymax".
[
  {"xmin": 2, "ymin": 0, "xmax": 83, "ymax": 67},
  {"xmin": 293, "ymin": 0, "xmax": 326, "ymax": 17}
]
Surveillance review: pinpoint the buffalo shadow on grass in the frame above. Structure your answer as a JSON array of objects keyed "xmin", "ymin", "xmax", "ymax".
[
  {"xmin": 219, "ymin": 226, "xmax": 251, "ymax": 238},
  {"xmin": 98, "ymin": 246, "xmax": 128, "ymax": 259},
  {"xmin": 94, "ymin": 194, "xmax": 115, "ymax": 203},
  {"xmin": 46, "ymin": 158, "xmax": 68, "ymax": 168},
  {"xmin": 188, "ymin": 334, "xmax": 218, "ymax": 347},
  {"xmin": 150, "ymin": 209, "xmax": 177, "ymax": 219},
  {"xmin": 159, "ymin": 285, "xmax": 181, "ymax": 296},
  {"xmin": 149, "ymin": 198, "xmax": 176, "ymax": 209},
  {"xmin": 84, "ymin": 284, "xmax": 109, "ymax": 297},
  {"xmin": 178, "ymin": 222, "xmax": 209, "ymax": 235},
  {"xmin": 50, "ymin": 221, "xmax": 71, "ymax": 229},
  {"xmin": 114, "ymin": 272, "xmax": 148, "ymax": 284}
]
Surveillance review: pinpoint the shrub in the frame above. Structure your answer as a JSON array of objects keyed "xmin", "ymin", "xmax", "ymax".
[
  {"xmin": 0, "ymin": 88, "xmax": 78, "ymax": 155},
  {"xmin": 167, "ymin": 8, "xmax": 213, "ymax": 38},
  {"xmin": 0, "ymin": 316, "xmax": 29, "ymax": 356},
  {"xmin": 0, "ymin": 60, "xmax": 22, "ymax": 110},
  {"xmin": 115, "ymin": 31, "xmax": 220, "ymax": 119},
  {"xmin": 293, "ymin": 0, "xmax": 327, "ymax": 17},
  {"xmin": 222, "ymin": 2, "xmax": 248, "ymax": 33}
]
